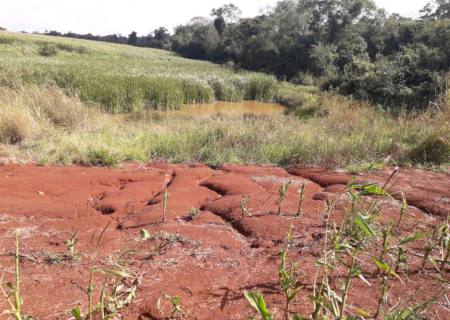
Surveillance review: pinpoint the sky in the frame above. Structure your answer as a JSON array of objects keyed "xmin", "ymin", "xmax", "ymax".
[{"xmin": 0, "ymin": 0, "xmax": 430, "ymax": 36}]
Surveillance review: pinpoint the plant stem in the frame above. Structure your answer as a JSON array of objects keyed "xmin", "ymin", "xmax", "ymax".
[
  {"xmin": 88, "ymin": 267, "xmax": 94, "ymax": 320},
  {"xmin": 162, "ymin": 187, "xmax": 169, "ymax": 223},
  {"xmin": 14, "ymin": 230, "xmax": 22, "ymax": 320},
  {"xmin": 311, "ymin": 202, "xmax": 333, "ymax": 319},
  {"xmin": 382, "ymin": 167, "xmax": 399, "ymax": 191},
  {"xmin": 375, "ymin": 270, "xmax": 391, "ymax": 318},
  {"xmin": 296, "ymin": 183, "xmax": 305, "ymax": 217},
  {"xmin": 339, "ymin": 251, "xmax": 357, "ymax": 319},
  {"xmin": 440, "ymin": 243, "xmax": 449, "ymax": 271}
]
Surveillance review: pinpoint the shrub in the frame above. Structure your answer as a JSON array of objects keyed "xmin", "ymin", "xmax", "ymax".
[
  {"xmin": 409, "ymin": 135, "xmax": 450, "ymax": 165},
  {"xmin": 207, "ymin": 76, "xmax": 245, "ymax": 102},
  {"xmin": 55, "ymin": 44, "xmax": 90, "ymax": 54},
  {"xmin": 28, "ymin": 87, "xmax": 89, "ymax": 129},
  {"xmin": 244, "ymin": 75, "xmax": 277, "ymax": 101},
  {"xmin": 0, "ymin": 104, "xmax": 35, "ymax": 144},
  {"xmin": 38, "ymin": 44, "xmax": 58, "ymax": 57},
  {"xmin": 181, "ymin": 78, "xmax": 214, "ymax": 104},
  {"xmin": 0, "ymin": 110, "xmax": 34, "ymax": 144},
  {"xmin": 84, "ymin": 147, "xmax": 121, "ymax": 166},
  {"xmin": 0, "ymin": 88, "xmax": 38, "ymax": 144},
  {"xmin": 144, "ymin": 78, "xmax": 184, "ymax": 110}
]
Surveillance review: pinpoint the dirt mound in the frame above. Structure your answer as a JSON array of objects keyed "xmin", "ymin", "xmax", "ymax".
[{"xmin": 0, "ymin": 163, "xmax": 448, "ymax": 319}]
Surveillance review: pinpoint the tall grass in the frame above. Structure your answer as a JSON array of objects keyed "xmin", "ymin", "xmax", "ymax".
[
  {"xmin": 0, "ymin": 86, "xmax": 448, "ymax": 168},
  {"xmin": 0, "ymin": 32, "xmax": 279, "ymax": 112}
]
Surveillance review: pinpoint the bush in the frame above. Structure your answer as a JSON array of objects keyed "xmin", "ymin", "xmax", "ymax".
[
  {"xmin": 181, "ymin": 78, "xmax": 214, "ymax": 104},
  {"xmin": 207, "ymin": 76, "xmax": 245, "ymax": 102},
  {"xmin": 275, "ymin": 82, "xmax": 319, "ymax": 110},
  {"xmin": 0, "ymin": 98, "xmax": 36, "ymax": 144},
  {"xmin": 38, "ymin": 44, "xmax": 58, "ymax": 57},
  {"xmin": 28, "ymin": 86, "xmax": 89, "ymax": 129},
  {"xmin": 84, "ymin": 147, "xmax": 121, "ymax": 166},
  {"xmin": 409, "ymin": 135, "xmax": 450, "ymax": 165},
  {"xmin": 56, "ymin": 44, "xmax": 90, "ymax": 54},
  {"xmin": 244, "ymin": 75, "xmax": 277, "ymax": 101}
]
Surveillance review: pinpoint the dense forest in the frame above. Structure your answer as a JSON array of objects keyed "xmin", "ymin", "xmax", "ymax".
[{"xmin": 44, "ymin": 0, "xmax": 450, "ymax": 109}]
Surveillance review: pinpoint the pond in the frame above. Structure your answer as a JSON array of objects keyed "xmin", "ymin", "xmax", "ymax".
[{"xmin": 177, "ymin": 100, "xmax": 286, "ymax": 116}]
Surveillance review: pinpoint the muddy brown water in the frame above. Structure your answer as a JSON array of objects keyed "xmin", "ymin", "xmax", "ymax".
[{"xmin": 178, "ymin": 100, "xmax": 285, "ymax": 116}]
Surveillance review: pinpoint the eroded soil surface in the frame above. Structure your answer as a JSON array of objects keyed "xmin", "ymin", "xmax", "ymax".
[{"xmin": 0, "ymin": 163, "xmax": 448, "ymax": 319}]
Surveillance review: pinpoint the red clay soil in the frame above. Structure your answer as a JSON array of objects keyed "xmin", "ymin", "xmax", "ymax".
[{"xmin": 0, "ymin": 163, "xmax": 448, "ymax": 319}]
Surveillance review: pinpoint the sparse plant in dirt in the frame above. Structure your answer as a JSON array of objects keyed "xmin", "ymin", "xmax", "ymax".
[
  {"xmin": 71, "ymin": 223, "xmax": 140, "ymax": 320},
  {"xmin": 139, "ymin": 231, "xmax": 186, "ymax": 258},
  {"xmin": 241, "ymin": 194, "xmax": 251, "ymax": 220},
  {"xmin": 244, "ymin": 291, "xmax": 273, "ymax": 320},
  {"xmin": 382, "ymin": 167, "xmax": 399, "ymax": 191},
  {"xmin": 162, "ymin": 187, "xmax": 170, "ymax": 223},
  {"xmin": 383, "ymin": 300, "xmax": 436, "ymax": 320},
  {"xmin": 187, "ymin": 207, "xmax": 200, "ymax": 220},
  {"xmin": 397, "ymin": 193, "xmax": 408, "ymax": 227},
  {"xmin": 140, "ymin": 228, "xmax": 151, "ymax": 241},
  {"xmin": 296, "ymin": 183, "xmax": 306, "ymax": 217},
  {"xmin": 158, "ymin": 295, "xmax": 185, "ymax": 319},
  {"xmin": 72, "ymin": 266, "xmax": 138, "ymax": 320},
  {"xmin": 279, "ymin": 214, "xmax": 303, "ymax": 320},
  {"xmin": 351, "ymin": 183, "xmax": 388, "ymax": 196},
  {"xmin": 438, "ymin": 219, "xmax": 450, "ymax": 271},
  {"xmin": 65, "ymin": 231, "xmax": 79, "ymax": 261},
  {"xmin": 310, "ymin": 192, "xmax": 381, "ymax": 319},
  {"xmin": 277, "ymin": 181, "xmax": 292, "ymax": 215},
  {"xmin": 0, "ymin": 230, "xmax": 32, "ymax": 320},
  {"xmin": 422, "ymin": 225, "xmax": 439, "ymax": 270}
]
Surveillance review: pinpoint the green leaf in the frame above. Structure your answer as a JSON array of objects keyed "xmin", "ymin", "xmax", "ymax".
[
  {"xmin": 140, "ymin": 228, "xmax": 150, "ymax": 240},
  {"xmin": 399, "ymin": 231, "xmax": 430, "ymax": 245},
  {"xmin": 244, "ymin": 291, "xmax": 273, "ymax": 320},
  {"xmin": 372, "ymin": 258, "xmax": 401, "ymax": 281},
  {"xmin": 353, "ymin": 183, "xmax": 388, "ymax": 196},
  {"xmin": 355, "ymin": 307, "xmax": 370, "ymax": 317},
  {"xmin": 354, "ymin": 213, "xmax": 375, "ymax": 237},
  {"xmin": 71, "ymin": 308, "xmax": 83, "ymax": 320}
]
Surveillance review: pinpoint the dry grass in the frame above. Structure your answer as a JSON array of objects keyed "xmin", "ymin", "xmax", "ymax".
[
  {"xmin": 0, "ymin": 86, "xmax": 94, "ymax": 144},
  {"xmin": 0, "ymin": 88, "xmax": 37, "ymax": 143},
  {"xmin": 26, "ymin": 86, "xmax": 90, "ymax": 129},
  {"xmin": 0, "ymin": 86, "xmax": 447, "ymax": 168}
]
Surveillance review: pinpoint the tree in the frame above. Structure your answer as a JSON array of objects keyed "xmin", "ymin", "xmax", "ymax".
[
  {"xmin": 153, "ymin": 27, "xmax": 171, "ymax": 49},
  {"xmin": 211, "ymin": 4, "xmax": 242, "ymax": 35},
  {"xmin": 128, "ymin": 31, "xmax": 138, "ymax": 46},
  {"xmin": 421, "ymin": 0, "xmax": 450, "ymax": 19}
]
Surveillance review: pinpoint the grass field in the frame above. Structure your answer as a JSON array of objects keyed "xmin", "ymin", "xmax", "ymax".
[
  {"xmin": 0, "ymin": 31, "xmax": 448, "ymax": 168},
  {"xmin": 0, "ymin": 31, "xmax": 281, "ymax": 112}
]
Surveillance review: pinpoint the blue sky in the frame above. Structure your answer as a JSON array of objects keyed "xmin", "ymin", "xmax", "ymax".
[{"xmin": 0, "ymin": 0, "xmax": 429, "ymax": 35}]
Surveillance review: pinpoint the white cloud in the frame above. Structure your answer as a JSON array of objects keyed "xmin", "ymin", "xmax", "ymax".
[{"xmin": 0, "ymin": 0, "xmax": 430, "ymax": 35}]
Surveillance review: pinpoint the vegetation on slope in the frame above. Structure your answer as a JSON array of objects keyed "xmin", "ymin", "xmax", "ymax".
[
  {"xmin": 44, "ymin": 0, "xmax": 450, "ymax": 110},
  {"xmin": 0, "ymin": 31, "xmax": 279, "ymax": 112},
  {"xmin": 0, "ymin": 31, "xmax": 448, "ymax": 168}
]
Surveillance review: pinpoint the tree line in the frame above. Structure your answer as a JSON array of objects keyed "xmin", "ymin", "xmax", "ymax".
[{"xmin": 44, "ymin": 0, "xmax": 450, "ymax": 109}]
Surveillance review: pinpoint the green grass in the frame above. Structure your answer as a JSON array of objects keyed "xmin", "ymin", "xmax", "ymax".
[
  {"xmin": 1, "ymin": 85, "xmax": 447, "ymax": 168},
  {"xmin": 0, "ymin": 31, "xmax": 281, "ymax": 112},
  {"xmin": 0, "ymin": 31, "xmax": 448, "ymax": 169}
]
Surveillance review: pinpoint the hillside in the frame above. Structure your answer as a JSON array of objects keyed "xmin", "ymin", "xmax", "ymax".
[
  {"xmin": 0, "ymin": 31, "xmax": 281, "ymax": 112},
  {"xmin": 0, "ymin": 30, "xmax": 449, "ymax": 320},
  {"xmin": 0, "ymin": 31, "xmax": 448, "ymax": 168}
]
